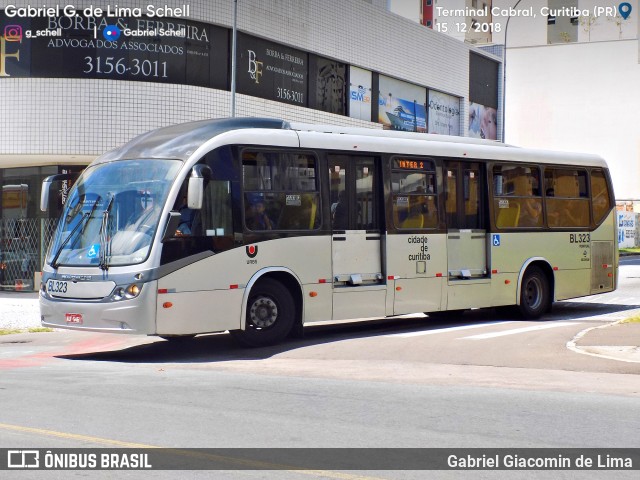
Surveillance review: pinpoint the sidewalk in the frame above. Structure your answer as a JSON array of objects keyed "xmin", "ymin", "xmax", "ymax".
[
  {"xmin": 1, "ymin": 292, "xmax": 639, "ymax": 363},
  {"xmin": 569, "ymin": 320, "xmax": 640, "ymax": 364},
  {"xmin": 0, "ymin": 291, "xmax": 41, "ymax": 330}
]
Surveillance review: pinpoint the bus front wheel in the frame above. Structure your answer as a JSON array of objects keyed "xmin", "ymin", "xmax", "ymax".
[
  {"xmin": 518, "ymin": 266, "xmax": 551, "ymax": 319},
  {"xmin": 231, "ymin": 279, "xmax": 295, "ymax": 347}
]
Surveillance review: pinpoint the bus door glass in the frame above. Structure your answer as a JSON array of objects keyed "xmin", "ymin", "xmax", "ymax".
[
  {"xmin": 328, "ymin": 155, "xmax": 383, "ymax": 292},
  {"xmin": 444, "ymin": 161, "xmax": 487, "ymax": 279}
]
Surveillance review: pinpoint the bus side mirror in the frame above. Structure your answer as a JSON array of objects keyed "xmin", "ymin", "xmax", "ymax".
[
  {"xmin": 41, "ymin": 173, "xmax": 77, "ymax": 212},
  {"xmin": 41, "ymin": 177, "xmax": 53, "ymax": 212},
  {"xmin": 187, "ymin": 165, "xmax": 211, "ymax": 210}
]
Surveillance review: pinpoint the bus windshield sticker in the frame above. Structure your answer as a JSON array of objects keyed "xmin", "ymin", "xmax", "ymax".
[
  {"xmin": 498, "ymin": 199, "xmax": 509, "ymax": 209},
  {"xmin": 286, "ymin": 194, "xmax": 301, "ymax": 206},
  {"xmin": 396, "ymin": 196, "xmax": 409, "ymax": 205},
  {"xmin": 87, "ymin": 244, "xmax": 100, "ymax": 258}
]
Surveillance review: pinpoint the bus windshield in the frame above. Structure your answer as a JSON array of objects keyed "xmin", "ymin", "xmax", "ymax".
[{"xmin": 46, "ymin": 159, "xmax": 182, "ymax": 268}]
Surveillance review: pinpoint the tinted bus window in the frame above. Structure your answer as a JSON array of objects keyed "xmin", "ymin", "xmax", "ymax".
[
  {"xmin": 544, "ymin": 168, "xmax": 589, "ymax": 228},
  {"xmin": 242, "ymin": 151, "xmax": 320, "ymax": 231},
  {"xmin": 493, "ymin": 165, "xmax": 542, "ymax": 228},
  {"xmin": 591, "ymin": 169, "xmax": 612, "ymax": 225},
  {"xmin": 391, "ymin": 158, "xmax": 438, "ymax": 229}
]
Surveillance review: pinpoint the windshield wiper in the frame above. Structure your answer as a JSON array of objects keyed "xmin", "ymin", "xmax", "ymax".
[
  {"xmin": 98, "ymin": 196, "xmax": 114, "ymax": 271},
  {"xmin": 50, "ymin": 197, "xmax": 101, "ymax": 269}
]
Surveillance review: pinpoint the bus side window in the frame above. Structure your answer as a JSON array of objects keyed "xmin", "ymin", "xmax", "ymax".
[
  {"xmin": 493, "ymin": 165, "xmax": 542, "ymax": 229},
  {"xmin": 591, "ymin": 169, "xmax": 612, "ymax": 224},
  {"xmin": 391, "ymin": 160, "xmax": 438, "ymax": 230},
  {"xmin": 544, "ymin": 169, "xmax": 589, "ymax": 228},
  {"xmin": 243, "ymin": 151, "xmax": 320, "ymax": 232}
]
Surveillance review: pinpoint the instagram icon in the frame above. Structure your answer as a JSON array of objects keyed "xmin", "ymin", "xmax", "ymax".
[{"xmin": 4, "ymin": 25, "xmax": 23, "ymax": 42}]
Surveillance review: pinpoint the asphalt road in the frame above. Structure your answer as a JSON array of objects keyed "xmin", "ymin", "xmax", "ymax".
[{"xmin": 1, "ymin": 259, "xmax": 639, "ymax": 479}]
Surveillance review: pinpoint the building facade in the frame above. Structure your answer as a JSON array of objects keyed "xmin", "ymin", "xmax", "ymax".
[
  {"xmin": 392, "ymin": 0, "xmax": 639, "ymax": 204},
  {"xmin": 490, "ymin": 0, "xmax": 639, "ymax": 203},
  {"xmin": 0, "ymin": 0, "xmax": 500, "ymax": 291}
]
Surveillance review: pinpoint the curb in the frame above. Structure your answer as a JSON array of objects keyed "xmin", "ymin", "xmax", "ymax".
[{"xmin": 567, "ymin": 320, "xmax": 640, "ymax": 364}]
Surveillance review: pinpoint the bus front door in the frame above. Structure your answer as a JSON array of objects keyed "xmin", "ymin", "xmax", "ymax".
[
  {"xmin": 443, "ymin": 161, "xmax": 490, "ymax": 309},
  {"xmin": 328, "ymin": 155, "xmax": 386, "ymax": 320}
]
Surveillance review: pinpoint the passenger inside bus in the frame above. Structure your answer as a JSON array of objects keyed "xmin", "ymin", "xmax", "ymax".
[
  {"xmin": 519, "ymin": 197, "xmax": 542, "ymax": 227},
  {"xmin": 512, "ymin": 174, "xmax": 542, "ymax": 227},
  {"xmin": 246, "ymin": 198, "xmax": 275, "ymax": 230},
  {"xmin": 175, "ymin": 195, "xmax": 195, "ymax": 236},
  {"xmin": 545, "ymin": 174, "xmax": 588, "ymax": 227},
  {"xmin": 332, "ymin": 190, "xmax": 348, "ymax": 230}
]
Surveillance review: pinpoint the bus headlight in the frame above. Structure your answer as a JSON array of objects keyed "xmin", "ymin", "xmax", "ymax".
[{"xmin": 111, "ymin": 283, "xmax": 143, "ymax": 301}]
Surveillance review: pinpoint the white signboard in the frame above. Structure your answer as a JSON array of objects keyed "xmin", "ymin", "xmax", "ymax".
[
  {"xmin": 428, "ymin": 90, "xmax": 461, "ymax": 136},
  {"xmin": 618, "ymin": 212, "xmax": 636, "ymax": 248},
  {"xmin": 348, "ymin": 66, "xmax": 372, "ymax": 122}
]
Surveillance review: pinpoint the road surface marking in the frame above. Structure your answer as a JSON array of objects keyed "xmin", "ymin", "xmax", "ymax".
[
  {"xmin": 387, "ymin": 321, "xmax": 514, "ymax": 338},
  {"xmin": 0, "ymin": 422, "xmax": 156, "ymax": 448},
  {"xmin": 462, "ymin": 322, "xmax": 581, "ymax": 340}
]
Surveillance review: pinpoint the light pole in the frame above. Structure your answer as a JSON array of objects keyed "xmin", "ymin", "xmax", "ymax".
[
  {"xmin": 230, "ymin": 0, "xmax": 238, "ymax": 117},
  {"xmin": 501, "ymin": 0, "xmax": 523, "ymax": 143}
]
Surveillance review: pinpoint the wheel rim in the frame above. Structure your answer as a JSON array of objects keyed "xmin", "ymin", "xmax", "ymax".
[
  {"xmin": 248, "ymin": 296, "xmax": 278, "ymax": 329},
  {"xmin": 523, "ymin": 276, "xmax": 543, "ymax": 311}
]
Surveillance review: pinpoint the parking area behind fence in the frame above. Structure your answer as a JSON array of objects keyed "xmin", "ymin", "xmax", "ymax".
[{"xmin": 0, "ymin": 218, "xmax": 57, "ymax": 292}]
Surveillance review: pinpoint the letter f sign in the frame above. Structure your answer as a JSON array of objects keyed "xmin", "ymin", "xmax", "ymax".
[
  {"xmin": 0, "ymin": 28, "xmax": 22, "ymax": 77},
  {"xmin": 248, "ymin": 50, "xmax": 263, "ymax": 84}
]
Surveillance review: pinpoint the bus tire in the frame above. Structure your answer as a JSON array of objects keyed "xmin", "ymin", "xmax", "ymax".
[
  {"xmin": 231, "ymin": 279, "xmax": 295, "ymax": 347},
  {"xmin": 518, "ymin": 266, "xmax": 550, "ymax": 319}
]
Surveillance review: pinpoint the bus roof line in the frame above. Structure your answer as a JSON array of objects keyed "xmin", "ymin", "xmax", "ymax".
[
  {"xmin": 95, "ymin": 118, "xmax": 291, "ymax": 164},
  {"xmin": 287, "ymin": 121, "xmax": 513, "ymax": 148},
  {"xmin": 91, "ymin": 117, "xmax": 606, "ymax": 168}
]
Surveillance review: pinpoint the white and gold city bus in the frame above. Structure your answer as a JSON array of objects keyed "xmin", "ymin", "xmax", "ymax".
[{"xmin": 39, "ymin": 118, "xmax": 617, "ymax": 346}]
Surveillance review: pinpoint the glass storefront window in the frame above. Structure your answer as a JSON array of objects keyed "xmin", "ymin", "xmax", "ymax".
[{"xmin": 0, "ymin": 165, "xmax": 66, "ymax": 291}]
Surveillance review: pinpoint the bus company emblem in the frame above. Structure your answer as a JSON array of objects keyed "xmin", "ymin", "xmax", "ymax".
[{"xmin": 246, "ymin": 245, "xmax": 258, "ymax": 258}]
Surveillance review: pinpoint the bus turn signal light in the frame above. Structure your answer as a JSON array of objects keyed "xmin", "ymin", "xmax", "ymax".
[
  {"xmin": 309, "ymin": 291, "xmax": 318, "ymax": 297},
  {"xmin": 162, "ymin": 302, "xmax": 173, "ymax": 309}
]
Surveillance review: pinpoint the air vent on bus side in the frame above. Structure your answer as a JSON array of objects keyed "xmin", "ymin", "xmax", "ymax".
[{"xmin": 591, "ymin": 241, "xmax": 614, "ymax": 293}]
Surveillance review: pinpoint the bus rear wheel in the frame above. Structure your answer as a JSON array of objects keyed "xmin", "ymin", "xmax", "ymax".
[
  {"xmin": 518, "ymin": 266, "xmax": 551, "ymax": 319},
  {"xmin": 231, "ymin": 279, "xmax": 295, "ymax": 347}
]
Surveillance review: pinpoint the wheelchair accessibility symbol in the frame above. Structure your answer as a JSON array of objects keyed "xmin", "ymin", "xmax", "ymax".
[
  {"xmin": 87, "ymin": 244, "xmax": 100, "ymax": 258},
  {"xmin": 492, "ymin": 234, "xmax": 501, "ymax": 247}
]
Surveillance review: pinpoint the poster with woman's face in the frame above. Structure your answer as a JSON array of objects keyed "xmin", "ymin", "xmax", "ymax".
[{"xmin": 468, "ymin": 102, "xmax": 498, "ymax": 140}]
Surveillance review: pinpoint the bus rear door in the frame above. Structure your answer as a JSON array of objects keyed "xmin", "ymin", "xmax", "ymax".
[
  {"xmin": 328, "ymin": 155, "xmax": 386, "ymax": 320},
  {"xmin": 443, "ymin": 161, "xmax": 491, "ymax": 309}
]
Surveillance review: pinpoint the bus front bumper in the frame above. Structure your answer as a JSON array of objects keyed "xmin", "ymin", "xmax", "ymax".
[{"xmin": 39, "ymin": 281, "xmax": 158, "ymax": 335}]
